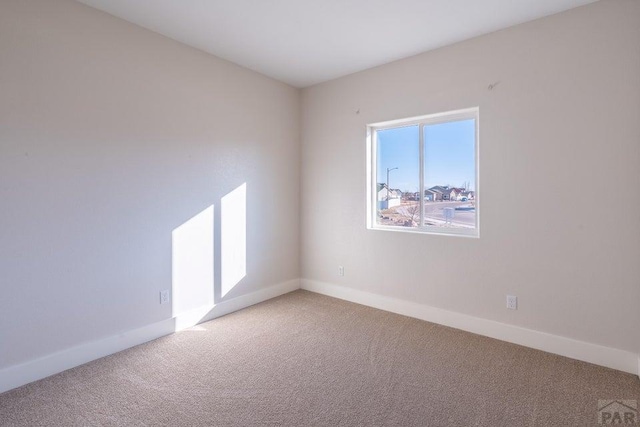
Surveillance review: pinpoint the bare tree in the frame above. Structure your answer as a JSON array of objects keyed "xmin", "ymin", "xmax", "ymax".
[{"xmin": 404, "ymin": 203, "xmax": 420, "ymax": 226}]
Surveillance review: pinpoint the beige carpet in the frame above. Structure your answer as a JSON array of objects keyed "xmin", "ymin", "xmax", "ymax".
[{"xmin": 1, "ymin": 290, "xmax": 638, "ymax": 426}]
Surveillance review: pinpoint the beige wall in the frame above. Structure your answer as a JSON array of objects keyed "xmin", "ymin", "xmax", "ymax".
[
  {"xmin": 1, "ymin": 0, "xmax": 639, "ymax": 375},
  {"xmin": 301, "ymin": 0, "xmax": 640, "ymax": 354},
  {"xmin": 0, "ymin": 0, "xmax": 300, "ymax": 368}
]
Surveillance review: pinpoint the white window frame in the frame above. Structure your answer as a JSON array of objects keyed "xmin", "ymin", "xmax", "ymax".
[{"xmin": 366, "ymin": 107, "xmax": 480, "ymax": 238}]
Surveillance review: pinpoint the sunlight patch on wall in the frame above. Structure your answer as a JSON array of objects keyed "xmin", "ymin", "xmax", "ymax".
[
  {"xmin": 221, "ymin": 183, "xmax": 247, "ymax": 298},
  {"xmin": 172, "ymin": 205, "xmax": 214, "ymax": 320}
]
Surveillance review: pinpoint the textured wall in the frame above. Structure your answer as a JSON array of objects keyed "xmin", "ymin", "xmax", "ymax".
[
  {"xmin": 301, "ymin": 0, "xmax": 640, "ymax": 354},
  {"xmin": 0, "ymin": 0, "xmax": 300, "ymax": 368}
]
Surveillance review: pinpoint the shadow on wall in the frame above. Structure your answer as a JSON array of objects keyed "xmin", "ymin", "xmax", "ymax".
[{"xmin": 171, "ymin": 183, "xmax": 246, "ymax": 330}]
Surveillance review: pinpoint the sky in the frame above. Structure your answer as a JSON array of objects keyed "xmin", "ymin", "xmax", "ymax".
[{"xmin": 377, "ymin": 118, "xmax": 476, "ymax": 192}]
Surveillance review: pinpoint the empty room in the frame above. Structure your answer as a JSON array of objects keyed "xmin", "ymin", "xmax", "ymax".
[{"xmin": 1, "ymin": 0, "xmax": 639, "ymax": 425}]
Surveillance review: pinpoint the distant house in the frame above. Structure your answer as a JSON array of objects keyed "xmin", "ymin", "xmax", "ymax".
[
  {"xmin": 448, "ymin": 188, "xmax": 460, "ymax": 201},
  {"xmin": 421, "ymin": 186, "xmax": 475, "ymax": 201},
  {"xmin": 424, "ymin": 189, "xmax": 442, "ymax": 201},
  {"xmin": 377, "ymin": 183, "xmax": 401, "ymax": 209},
  {"xmin": 430, "ymin": 186, "xmax": 474, "ymax": 201},
  {"xmin": 428, "ymin": 185, "xmax": 454, "ymax": 200}
]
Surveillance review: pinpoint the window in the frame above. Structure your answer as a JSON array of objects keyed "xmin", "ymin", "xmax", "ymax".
[{"xmin": 366, "ymin": 108, "xmax": 479, "ymax": 237}]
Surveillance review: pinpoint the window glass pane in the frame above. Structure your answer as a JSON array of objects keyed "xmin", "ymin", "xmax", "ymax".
[
  {"xmin": 423, "ymin": 119, "xmax": 476, "ymax": 229},
  {"xmin": 376, "ymin": 125, "xmax": 420, "ymax": 227}
]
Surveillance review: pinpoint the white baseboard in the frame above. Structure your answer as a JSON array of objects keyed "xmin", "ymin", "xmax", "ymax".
[
  {"xmin": 301, "ymin": 279, "xmax": 639, "ymax": 376},
  {"xmin": 3, "ymin": 277, "xmax": 634, "ymax": 395},
  {"xmin": 174, "ymin": 278, "xmax": 300, "ymax": 330},
  {"xmin": 0, "ymin": 317, "xmax": 175, "ymax": 396},
  {"xmin": 0, "ymin": 279, "xmax": 300, "ymax": 394}
]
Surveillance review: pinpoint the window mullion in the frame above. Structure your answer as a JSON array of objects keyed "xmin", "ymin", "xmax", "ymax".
[
  {"xmin": 419, "ymin": 123, "xmax": 424, "ymax": 228},
  {"xmin": 371, "ymin": 130, "xmax": 377, "ymax": 227}
]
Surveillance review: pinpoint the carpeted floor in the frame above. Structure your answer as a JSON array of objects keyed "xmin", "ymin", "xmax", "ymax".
[{"xmin": 1, "ymin": 290, "xmax": 638, "ymax": 426}]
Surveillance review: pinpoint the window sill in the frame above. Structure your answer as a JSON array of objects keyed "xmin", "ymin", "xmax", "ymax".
[{"xmin": 367, "ymin": 224, "xmax": 479, "ymax": 238}]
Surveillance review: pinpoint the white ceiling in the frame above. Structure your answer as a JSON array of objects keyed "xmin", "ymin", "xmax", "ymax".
[{"xmin": 77, "ymin": 0, "xmax": 598, "ymax": 88}]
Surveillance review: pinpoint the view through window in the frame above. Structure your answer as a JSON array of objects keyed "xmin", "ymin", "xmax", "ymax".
[{"xmin": 368, "ymin": 108, "xmax": 478, "ymax": 237}]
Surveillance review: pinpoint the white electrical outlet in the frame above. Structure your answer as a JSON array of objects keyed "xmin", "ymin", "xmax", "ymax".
[
  {"xmin": 338, "ymin": 266, "xmax": 344, "ymax": 276},
  {"xmin": 506, "ymin": 295, "xmax": 517, "ymax": 310},
  {"xmin": 160, "ymin": 290, "xmax": 170, "ymax": 305}
]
